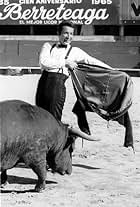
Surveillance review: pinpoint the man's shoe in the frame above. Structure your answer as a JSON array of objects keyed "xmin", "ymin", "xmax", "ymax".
[{"xmin": 123, "ymin": 146, "xmax": 135, "ymax": 156}]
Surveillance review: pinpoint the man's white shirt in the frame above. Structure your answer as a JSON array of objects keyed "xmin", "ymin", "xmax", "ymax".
[{"xmin": 39, "ymin": 42, "xmax": 112, "ymax": 76}]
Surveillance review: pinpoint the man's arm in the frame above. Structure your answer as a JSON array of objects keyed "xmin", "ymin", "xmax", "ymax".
[
  {"xmin": 85, "ymin": 54, "xmax": 113, "ymax": 69},
  {"xmin": 73, "ymin": 47, "xmax": 114, "ymax": 70}
]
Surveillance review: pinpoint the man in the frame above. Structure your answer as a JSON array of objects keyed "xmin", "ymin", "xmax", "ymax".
[
  {"xmin": 35, "ymin": 20, "xmax": 112, "ymax": 133},
  {"xmin": 35, "ymin": 20, "xmax": 134, "ymax": 151}
]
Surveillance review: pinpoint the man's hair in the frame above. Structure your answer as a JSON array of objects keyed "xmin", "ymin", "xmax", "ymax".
[{"xmin": 58, "ymin": 20, "xmax": 75, "ymax": 35}]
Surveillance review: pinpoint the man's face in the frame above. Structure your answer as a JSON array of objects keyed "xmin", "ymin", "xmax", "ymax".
[{"xmin": 59, "ymin": 26, "xmax": 74, "ymax": 46}]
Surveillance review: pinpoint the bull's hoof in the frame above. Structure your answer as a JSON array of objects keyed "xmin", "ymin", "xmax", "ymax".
[
  {"xmin": 34, "ymin": 184, "xmax": 45, "ymax": 192},
  {"xmin": 0, "ymin": 181, "xmax": 9, "ymax": 188},
  {"xmin": 46, "ymin": 164, "xmax": 50, "ymax": 170}
]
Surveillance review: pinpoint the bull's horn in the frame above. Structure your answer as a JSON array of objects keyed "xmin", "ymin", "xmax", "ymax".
[{"xmin": 68, "ymin": 127, "xmax": 100, "ymax": 141}]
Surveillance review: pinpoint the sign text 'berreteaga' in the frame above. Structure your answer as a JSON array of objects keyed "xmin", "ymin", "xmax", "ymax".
[{"xmin": 0, "ymin": 0, "xmax": 119, "ymax": 25}]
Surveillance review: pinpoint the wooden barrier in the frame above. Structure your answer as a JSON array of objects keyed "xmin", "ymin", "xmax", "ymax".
[
  {"xmin": 0, "ymin": 35, "xmax": 140, "ymax": 71},
  {"xmin": 0, "ymin": 66, "xmax": 140, "ymax": 77}
]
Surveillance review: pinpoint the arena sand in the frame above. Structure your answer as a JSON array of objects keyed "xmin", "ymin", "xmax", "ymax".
[{"xmin": 0, "ymin": 75, "xmax": 140, "ymax": 207}]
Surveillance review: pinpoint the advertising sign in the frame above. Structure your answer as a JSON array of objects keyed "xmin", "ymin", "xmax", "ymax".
[
  {"xmin": 120, "ymin": 0, "xmax": 140, "ymax": 24},
  {"xmin": 0, "ymin": 0, "xmax": 119, "ymax": 25}
]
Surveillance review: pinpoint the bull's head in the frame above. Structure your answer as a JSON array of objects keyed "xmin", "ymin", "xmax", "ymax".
[{"xmin": 47, "ymin": 127, "xmax": 100, "ymax": 175}]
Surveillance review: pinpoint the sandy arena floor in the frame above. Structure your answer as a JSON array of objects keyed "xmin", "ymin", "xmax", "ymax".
[{"xmin": 0, "ymin": 75, "xmax": 140, "ymax": 207}]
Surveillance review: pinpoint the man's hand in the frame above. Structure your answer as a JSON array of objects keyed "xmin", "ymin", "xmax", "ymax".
[{"xmin": 65, "ymin": 59, "xmax": 77, "ymax": 70}]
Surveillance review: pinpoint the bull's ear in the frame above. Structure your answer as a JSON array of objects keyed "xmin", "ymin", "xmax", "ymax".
[
  {"xmin": 68, "ymin": 131, "xmax": 77, "ymax": 142},
  {"xmin": 71, "ymin": 137, "xmax": 76, "ymax": 152},
  {"xmin": 67, "ymin": 134, "xmax": 77, "ymax": 152},
  {"xmin": 63, "ymin": 134, "xmax": 76, "ymax": 151}
]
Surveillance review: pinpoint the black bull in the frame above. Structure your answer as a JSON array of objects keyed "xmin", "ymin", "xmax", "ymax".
[{"xmin": 0, "ymin": 100, "xmax": 98, "ymax": 192}]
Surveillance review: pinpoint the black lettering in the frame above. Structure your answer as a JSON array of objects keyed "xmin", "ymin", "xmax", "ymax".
[{"xmin": 131, "ymin": 2, "xmax": 140, "ymax": 16}]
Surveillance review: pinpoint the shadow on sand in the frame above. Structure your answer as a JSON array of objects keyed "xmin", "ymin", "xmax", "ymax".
[
  {"xmin": 73, "ymin": 163, "xmax": 100, "ymax": 170},
  {"xmin": 0, "ymin": 175, "xmax": 57, "ymax": 194}
]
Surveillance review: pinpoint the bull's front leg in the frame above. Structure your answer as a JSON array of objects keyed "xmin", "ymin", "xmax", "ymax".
[
  {"xmin": 30, "ymin": 161, "xmax": 47, "ymax": 192},
  {"xmin": 0, "ymin": 170, "xmax": 8, "ymax": 187},
  {"xmin": 116, "ymin": 111, "xmax": 134, "ymax": 150},
  {"xmin": 23, "ymin": 152, "xmax": 47, "ymax": 192}
]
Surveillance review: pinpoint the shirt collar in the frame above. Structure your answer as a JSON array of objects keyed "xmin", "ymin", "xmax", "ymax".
[{"xmin": 57, "ymin": 42, "xmax": 70, "ymax": 49}]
